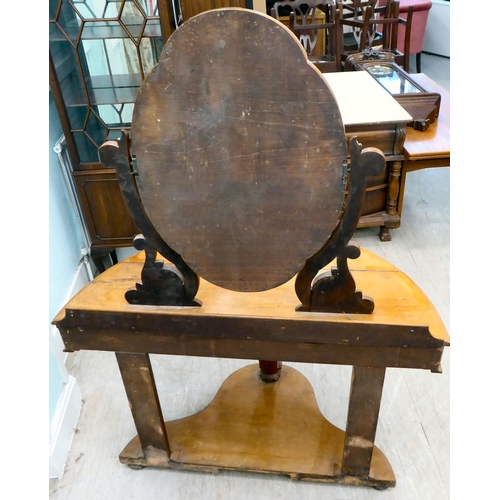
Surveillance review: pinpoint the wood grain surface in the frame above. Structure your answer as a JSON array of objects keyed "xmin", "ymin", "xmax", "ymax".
[
  {"xmin": 119, "ymin": 364, "xmax": 396, "ymax": 486},
  {"xmin": 403, "ymin": 74, "xmax": 450, "ymax": 161},
  {"xmin": 131, "ymin": 9, "xmax": 347, "ymax": 292},
  {"xmin": 55, "ymin": 248, "xmax": 448, "ymax": 345}
]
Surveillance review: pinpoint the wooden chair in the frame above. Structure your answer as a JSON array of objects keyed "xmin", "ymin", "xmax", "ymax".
[
  {"xmin": 270, "ymin": 0, "xmax": 343, "ymax": 72},
  {"xmin": 340, "ymin": 0, "xmax": 413, "ymax": 71},
  {"xmin": 380, "ymin": 0, "xmax": 432, "ymax": 72},
  {"xmin": 53, "ymin": 8, "xmax": 448, "ymax": 490}
]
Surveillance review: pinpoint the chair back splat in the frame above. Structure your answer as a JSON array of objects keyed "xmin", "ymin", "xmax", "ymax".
[
  {"xmin": 99, "ymin": 8, "xmax": 385, "ymax": 313},
  {"xmin": 270, "ymin": 1, "xmax": 343, "ymax": 72}
]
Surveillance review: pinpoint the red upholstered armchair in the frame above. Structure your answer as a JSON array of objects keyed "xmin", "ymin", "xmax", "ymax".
[{"xmin": 380, "ymin": 0, "xmax": 432, "ymax": 72}]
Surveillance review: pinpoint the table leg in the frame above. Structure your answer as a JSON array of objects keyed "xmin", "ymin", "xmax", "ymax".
[
  {"xmin": 116, "ymin": 352, "xmax": 171, "ymax": 465},
  {"xmin": 258, "ymin": 360, "xmax": 282, "ymax": 382},
  {"xmin": 386, "ymin": 160, "xmax": 403, "ymax": 216},
  {"xmin": 342, "ymin": 366, "xmax": 386, "ymax": 478},
  {"xmin": 378, "ymin": 226, "xmax": 392, "ymax": 242},
  {"xmin": 397, "ymin": 164, "xmax": 409, "ymax": 219}
]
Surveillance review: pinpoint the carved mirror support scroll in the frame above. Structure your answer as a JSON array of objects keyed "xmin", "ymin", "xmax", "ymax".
[{"xmin": 99, "ymin": 133, "xmax": 201, "ymax": 307}]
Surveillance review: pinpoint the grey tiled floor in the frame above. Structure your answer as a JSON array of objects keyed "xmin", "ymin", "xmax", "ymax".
[{"xmin": 50, "ymin": 52, "xmax": 450, "ymax": 499}]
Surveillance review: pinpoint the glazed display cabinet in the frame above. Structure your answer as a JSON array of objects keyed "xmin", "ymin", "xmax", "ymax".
[
  {"xmin": 49, "ymin": 0, "xmax": 256, "ymax": 270},
  {"xmin": 49, "ymin": 0, "xmax": 178, "ymax": 268}
]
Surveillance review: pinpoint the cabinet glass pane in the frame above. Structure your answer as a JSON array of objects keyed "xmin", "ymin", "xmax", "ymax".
[
  {"xmin": 139, "ymin": 32, "xmax": 162, "ymax": 76},
  {"xmin": 51, "ymin": 39, "xmax": 87, "ymax": 107},
  {"xmin": 67, "ymin": 106, "xmax": 89, "ymax": 131},
  {"xmin": 50, "ymin": 0, "xmax": 164, "ymax": 166},
  {"xmin": 71, "ymin": 0, "xmax": 120, "ymax": 19},
  {"xmin": 97, "ymin": 103, "xmax": 134, "ymax": 128},
  {"xmin": 86, "ymin": 108, "xmax": 108, "ymax": 147},
  {"xmin": 74, "ymin": 131, "xmax": 99, "ymax": 163}
]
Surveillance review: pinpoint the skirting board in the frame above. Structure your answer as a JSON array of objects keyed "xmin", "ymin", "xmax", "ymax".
[{"xmin": 49, "ymin": 375, "xmax": 83, "ymax": 479}]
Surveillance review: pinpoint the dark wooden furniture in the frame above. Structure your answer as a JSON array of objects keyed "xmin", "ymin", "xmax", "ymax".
[
  {"xmin": 340, "ymin": 0, "xmax": 412, "ymax": 71},
  {"xmin": 346, "ymin": 52, "xmax": 441, "ymax": 131},
  {"xmin": 380, "ymin": 0, "xmax": 433, "ymax": 73},
  {"xmin": 399, "ymin": 73, "xmax": 450, "ymax": 218},
  {"xmin": 53, "ymin": 9, "xmax": 448, "ymax": 490},
  {"xmin": 323, "ymin": 70, "xmax": 449, "ymax": 240},
  {"xmin": 323, "ymin": 71, "xmax": 413, "ymax": 241},
  {"xmin": 270, "ymin": 0, "xmax": 343, "ymax": 72},
  {"xmin": 180, "ymin": 0, "xmax": 253, "ymax": 20}
]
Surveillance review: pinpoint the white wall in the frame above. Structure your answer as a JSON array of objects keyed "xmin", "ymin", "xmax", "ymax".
[
  {"xmin": 423, "ymin": 0, "xmax": 450, "ymax": 57},
  {"xmin": 48, "ymin": 93, "xmax": 89, "ymax": 478}
]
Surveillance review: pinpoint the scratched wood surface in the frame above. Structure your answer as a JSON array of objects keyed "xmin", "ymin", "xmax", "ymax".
[
  {"xmin": 54, "ymin": 247, "xmax": 448, "ymax": 347},
  {"xmin": 131, "ymin": 8, "xmax": 347, "ymax": 292},
  {"xmin": 118, "ymin": 364, "xmax": 395, "ymax": 485}
]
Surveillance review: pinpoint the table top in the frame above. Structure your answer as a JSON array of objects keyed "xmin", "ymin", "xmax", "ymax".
[
  {"xmin": 322, "ymin": 72, "xmax": 413, "ymax": 127},
  {"xmin": 324, "ymin": 71, "xmax": 450, "ymax": 162},
  {"xmin": 54, "ymin": 248, "xmax": 448, "ymax": 371},
  {"xmin": 55, "ymin": 248, "xmax": 449, "ymax": 344},
  {"xmin": 403, "ymin": 73, "xmax": 450, "ymax": 161}
]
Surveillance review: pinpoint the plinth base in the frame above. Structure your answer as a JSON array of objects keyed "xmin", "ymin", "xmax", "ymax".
[{"xmin": 119, "ymin": 364, "xmax": 395, "ymax": 489}]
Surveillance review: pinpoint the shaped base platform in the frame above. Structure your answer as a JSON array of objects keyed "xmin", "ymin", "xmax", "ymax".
[{"xmin": 119, "ymin": 364, "xmax": 395, "ymax": 489}]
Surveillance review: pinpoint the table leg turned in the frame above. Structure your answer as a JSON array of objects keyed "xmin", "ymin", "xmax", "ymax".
[
  {"xmin": 386, "ymin": 160, "xmax": 403, "ymax": 216},
  {"xmin": 258, "ymin": 360, "xmax": 282, "ymax": 382},
  {"xmin": 116, "ymin": 352, "xmax": 171, "ymax": 467},
  {"xmin": 342, "ymin": 366, "xmax": 386, "ymax": 479}
]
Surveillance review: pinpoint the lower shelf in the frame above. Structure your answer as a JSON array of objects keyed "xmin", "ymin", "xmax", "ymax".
[{"xmin": 119, "ymin": 364, "xmax": 395, "ymax": 489}]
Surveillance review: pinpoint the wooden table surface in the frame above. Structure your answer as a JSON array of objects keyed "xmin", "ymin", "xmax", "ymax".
[
  {"xmin": 53, "ymin": 248, "xmax": 449, "ymax": 488},
  {"xmin": 54, "ymin": 247, "xmax": 449, "ymax": 373},
  {"xmin": 55, "ymin": 249, "xmax": 447, "ymax": 337},
  {"xmin": 403, "ymin": 73, "xmax": 450, "ymax": 164}
]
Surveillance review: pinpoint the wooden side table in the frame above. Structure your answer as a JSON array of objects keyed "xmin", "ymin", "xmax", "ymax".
[
  {"xmin": 324, "ymin": 71, "xmax": 450, "ymax": 239},
  {"xmin": 53, "ymin": 248, "xmax": 449, "ymax": 489},
  {"xmin": 399, "ymin": 73, "xmax": 450, "ymax": 217}
]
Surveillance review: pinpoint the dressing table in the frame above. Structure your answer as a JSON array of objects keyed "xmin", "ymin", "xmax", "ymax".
[{"xmin": 53, "ymin": 8, "xmax": 449, "ymax": 490}]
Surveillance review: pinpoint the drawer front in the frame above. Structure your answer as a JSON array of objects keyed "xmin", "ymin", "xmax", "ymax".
[{"xmin": 345, "ymin": 123, "xmax": 406, "ymax": 157}]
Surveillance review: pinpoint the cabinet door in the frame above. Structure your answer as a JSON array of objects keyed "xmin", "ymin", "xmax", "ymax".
[{"xmin": 73, "ymin": 170, "xmax": 138, "ymax": 248}]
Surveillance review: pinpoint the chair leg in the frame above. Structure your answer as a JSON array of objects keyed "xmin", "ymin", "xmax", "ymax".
[{"xmin": 416, "ymin": 52, "xmax": 421, "ymax": 73}]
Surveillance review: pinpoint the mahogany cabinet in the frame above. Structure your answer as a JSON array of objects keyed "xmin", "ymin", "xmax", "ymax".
[
  {"xmin": 49, "ymin": 0, "xmax": 177, "ymax": 264},
  {"xmin": 49, "ymin": 0, "xmax": 261, "ymax": 267}
]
